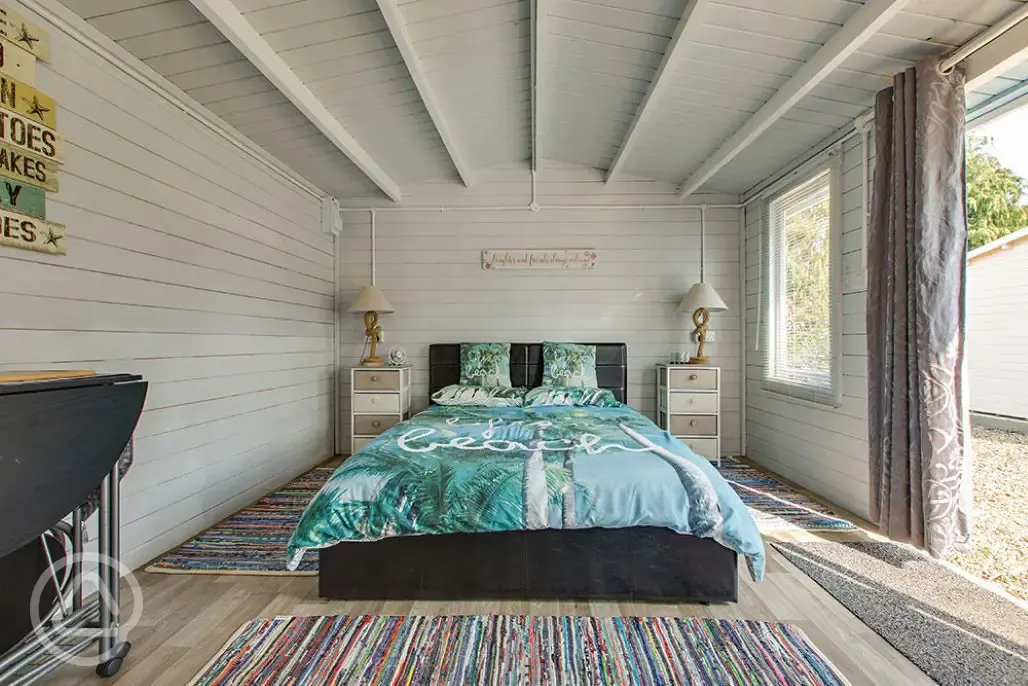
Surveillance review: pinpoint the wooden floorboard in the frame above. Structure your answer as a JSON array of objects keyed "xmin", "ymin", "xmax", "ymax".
[
  {"xmin": 34, "ymin": 457, "xmax": 935, "ymax": 685},
  {"xmin": 34, "ymin": 541, "xmax": 934, "ymax": 685}
]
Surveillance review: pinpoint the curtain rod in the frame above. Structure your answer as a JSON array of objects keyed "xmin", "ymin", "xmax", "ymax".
[{"xmin": 940, "ymin": 4, "xmax": 1028, "ymax": 74}]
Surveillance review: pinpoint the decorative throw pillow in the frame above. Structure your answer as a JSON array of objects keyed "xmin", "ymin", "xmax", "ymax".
[
  {"xmin": 524, "ymin": 386, "xmax": 620, "ymax": 408},
  {"xmin": 432, "ymin": 384, "xmax": 526, "ymax": 407},
  {"xmin": 459, "ymin": 342, "xmax": 512, "ymax": 388},
  {"xmin": 542, "ymin": 342, "xmax": 598, "ymax": 388}
]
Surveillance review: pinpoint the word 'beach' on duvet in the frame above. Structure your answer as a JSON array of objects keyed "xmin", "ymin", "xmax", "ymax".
[{"xmin": 396, "ymin": 425, "xmax": 652, "ymax": 455}]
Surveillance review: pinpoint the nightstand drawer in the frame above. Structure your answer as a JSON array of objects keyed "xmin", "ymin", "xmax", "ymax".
[
  {"xmin": 352, "ymin": 393, "xmax": 400, "ymax": 413},
  {"xmin": 670, "ymin": 414, "xmax": 718, "ymax": 436},
  {"xmin": 353, "ymin": 414, "xmax": 400, "ymax": 435},
  {"xmin": 668, "ymin": 392, "xmax": 718, "ymax": 413},
  {"xmin": 352, "ymin": 437, "xmax": 375, "ymax": 453},
  {"xmin": 354, "ymin": 369, "xmax": 401, "ymax": 391},
  {"xmin": 668, "ymin": 368, "xmax": 718, "ymax": 390},
  {"xmin": 681, "ymin": 437, "xmax": 718, "ymax": 460}
]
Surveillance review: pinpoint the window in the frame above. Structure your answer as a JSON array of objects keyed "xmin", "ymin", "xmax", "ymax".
[{"xmin": 762, "ymin": 165, "xmax": 842, "ymax": 406}]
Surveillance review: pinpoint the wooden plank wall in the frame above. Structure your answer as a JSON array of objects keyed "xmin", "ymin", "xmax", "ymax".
[
  {"xmin": 338, "ymin": 164, "xmax": 743, "ymax": 454},
  {"xmin": 744, "ymin": 136, "xmax": 872, "ymax": 519},
  {"xmin": 967, "ymin": 241, "xmax": 1028, "ymax": 419},
  {"xmin": 0, "ymin": 2, "xmax": 336, "ymax": 570}
]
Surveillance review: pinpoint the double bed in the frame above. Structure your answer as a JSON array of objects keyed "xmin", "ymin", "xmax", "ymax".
[{"xmin": 290, "ymin": 343, "xmax": 763, "ymax": 603}]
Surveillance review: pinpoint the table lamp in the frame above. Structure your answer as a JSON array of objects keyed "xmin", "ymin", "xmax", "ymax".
[
  {"xmin": 348, "ymin": 285, "xmax": 394, "ymax": 366},
  {"xmin": 678, "ymin": 282, "xmax": 727, "ymax": 364}
]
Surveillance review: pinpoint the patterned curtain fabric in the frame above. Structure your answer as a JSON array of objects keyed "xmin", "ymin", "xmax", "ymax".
[{"xmin": 867, "ymin": 56, "xmax": 971, "ymax": 558}]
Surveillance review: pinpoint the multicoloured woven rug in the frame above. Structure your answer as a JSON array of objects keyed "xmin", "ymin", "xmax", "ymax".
[
  {"xmin": 189, "ymin": 614, "xmax": 849, "ymax": 685},
  {"xmin": 145, "ymin": 466, "xmax": 335, "ymax": 575},
  {"xmin": 148, "ymin": 457, "xmax": 853, "ymax": 576},
  {"xmin": 718, "ymin": 457, "xmax": 856, "ymax": 532}
]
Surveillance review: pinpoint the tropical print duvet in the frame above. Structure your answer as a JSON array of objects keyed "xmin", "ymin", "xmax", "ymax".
[{"xmin": 287, "ymin": 403, "xmax": 766, "ymax": 580}]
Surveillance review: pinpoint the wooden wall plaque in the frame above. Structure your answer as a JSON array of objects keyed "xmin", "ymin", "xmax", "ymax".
[
  {"xmin": 0, "ymin": 4, "xmax": 50, "ymax": 63},
  {"xmin": 0, "ymin": 174, "xmax": 44, "ymax": 217},
  {"xmin": 0, "ymin": 72, "xmax": 56, "ymax": 129},
  {"xmin": 0, "ymin": 206, "xmax": 64, "ymax": 254},
  {"xmin": 0, "ymin": 139, "xmax": 57, "ymax": 191},
  {"xmin": 0, "ymin": 38, "xmax": 33, "ymax": 83}
]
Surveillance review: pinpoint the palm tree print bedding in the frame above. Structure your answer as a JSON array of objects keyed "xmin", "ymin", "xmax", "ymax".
[
  {"xmin": 459, "ymin": 342, "xmax": 512, "ymax": 387},
  {"xmin": 542, "ymin": 342, "xmax": 599, "ymax": 387},
  {"xmin": 287, "ymin": 404, "xmax": 766, "ymax": 580}
]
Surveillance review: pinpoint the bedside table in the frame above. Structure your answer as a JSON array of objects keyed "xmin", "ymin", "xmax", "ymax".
[
  {"xmin": 656, "ymin": 364, "xmax": 721, "ymax": 466},
  {"xmin": 350, "ymin": 365, "xmax": 411, "ymax": 455}
]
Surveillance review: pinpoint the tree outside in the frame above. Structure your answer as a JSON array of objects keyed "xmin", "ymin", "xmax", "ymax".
[{"xmin": 966, "ymin": 134, "xmax": 1028, "ymax": 250}]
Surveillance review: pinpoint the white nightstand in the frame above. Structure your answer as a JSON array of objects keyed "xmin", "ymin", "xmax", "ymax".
[
  {"xmin": 655, "ymin": 363, "xmax": 721, "ymax": 466},
  {"xmin": 350, "ymin": 365, "xmax": 411, "ymax": 455}
]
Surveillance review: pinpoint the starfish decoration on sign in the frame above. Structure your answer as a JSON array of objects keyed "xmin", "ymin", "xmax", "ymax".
[
  {"xmin": 27, "ymin": 97, "xmax": 49, "ymax": 121},
  {"xmin": 42, "ymin": 228, "xmax": 62, "ymax": 248},
  {"xmin": 16, "ymin": 24, "xmax": 39, "ymax": 50}
]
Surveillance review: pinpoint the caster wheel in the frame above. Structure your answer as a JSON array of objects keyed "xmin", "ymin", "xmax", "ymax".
[
  {"xmin": 96, "ymin": 641, "xmax": 131, "ymax": 677},
  {"xmin": 96, "ymin": 657, "xmax": 123, "ymax": 678}
]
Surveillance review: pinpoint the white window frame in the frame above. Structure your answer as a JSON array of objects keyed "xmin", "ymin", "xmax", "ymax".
[{"xmin": 762, "ymin": 161, "xmax": 843, "ymax": 407}]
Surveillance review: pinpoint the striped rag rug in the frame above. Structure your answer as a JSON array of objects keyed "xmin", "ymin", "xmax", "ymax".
[
  {"xmin": 190, "ymin": 614, "xmax": 849, "ymax": 685},
  {"xmin": 717, "ymin": 458, "xmax": 855, "ymax": 532}
]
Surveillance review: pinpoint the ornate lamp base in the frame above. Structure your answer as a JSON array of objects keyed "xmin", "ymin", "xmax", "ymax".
[
  {"xmin": 361, "ymin": 310, "xmax": 385, "ymax": 366},
  {"xmin": 688, "ymin": 307, "xmax": 711, "ymax": 365}
]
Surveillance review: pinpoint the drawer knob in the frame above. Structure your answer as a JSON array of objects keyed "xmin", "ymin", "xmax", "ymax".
[
  {"xmin": 370, "ymin": 397, "xmax": 377, "ymax": 403},
  {"xmin": 689, "ymin": 420, "xmax": 697, "ymax": 427},
  {"xmin": 371, "ymin": 375, "xmax": 379, "ymax": 382},
  {"xmin": 372, "ymin": 421, "xmax": 381, "ymax": 428},
  {"xmin": 689, "ymin": 374, "xmax": 698, "ymax": 381}
]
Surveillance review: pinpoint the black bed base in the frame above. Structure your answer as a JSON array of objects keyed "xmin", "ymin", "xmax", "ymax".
[{"xmin": 319, "ymin": 527, "xmax": 738, "ymax": 603}]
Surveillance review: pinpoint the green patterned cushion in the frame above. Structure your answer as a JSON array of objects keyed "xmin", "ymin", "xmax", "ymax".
[
  {"xmin": 524, "ymin": 386, "xmax": 620, "ymax": 408},
  {"xmin": 432, "ymin": 384, "xmax": 526, "ymax": 407},
  {"xmin": 542, "ymin": 342, "xmax": 598, "ymax": 388},
  {"xmin": 459, "ymin": 342, "xmax": 512, "ymax": 388}
]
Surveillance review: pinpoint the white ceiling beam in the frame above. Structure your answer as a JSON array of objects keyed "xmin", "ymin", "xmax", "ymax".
[
  {"xmin": 531, "ymin": 0, "xmax": 549, "ymax": 173},
  {"xmin": 606, "ymin": 0, "xmax": 710, "ymax": 184},
  {"xmin": 375, "ymin": 0, "xmax": 473, "ymax": 187},
  {"xmin": 964, "ymin": 15, "xmax": 1028, "ymax": 92},
  {"xmin": 677, "ymin": 0, "xmax": 912, "ymax": 199},
  {"xmin": 188, "ymin": 0, "xmax": 402, "ymax": 201}
]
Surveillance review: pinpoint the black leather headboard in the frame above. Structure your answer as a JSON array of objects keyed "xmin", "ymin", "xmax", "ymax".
[{"xmin": 429, "ymin": 343, "xmax": 628, "ymax": 403}]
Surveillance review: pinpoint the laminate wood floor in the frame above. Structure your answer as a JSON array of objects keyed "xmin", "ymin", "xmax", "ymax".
[
  {"xmin": 35, "ymin": 543, "xmax": 931, "ymax": 685},
  {"xmin": 38, "ymin": 460, "xmax": 934, "ymax": 685}
]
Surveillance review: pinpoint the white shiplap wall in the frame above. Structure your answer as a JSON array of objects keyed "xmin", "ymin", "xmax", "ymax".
[
  {"xmin": 744, "ymin": 135, "xmax": 872, "ymax": 519},
  {"xmin": 1, "ymin": 3, "xmax": 336, "ymax": 570},
  {"xmin": 337, "ymin": 164, "xmax": 743, "ymax": 455},
  {"xmin": 967, "ymin": 238, "xmax": 1028, "ymax": 419}
]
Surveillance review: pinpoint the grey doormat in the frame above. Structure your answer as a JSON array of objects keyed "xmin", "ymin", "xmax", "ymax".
[{"xmin": 774, "ymin": 541, "xmax": 1028, "ymax": 686}]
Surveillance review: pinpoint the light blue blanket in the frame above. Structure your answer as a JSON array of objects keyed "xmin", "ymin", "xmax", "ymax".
[{"xmin": 288, "ymin": 403, "xmax": 765, "ymax": 580}]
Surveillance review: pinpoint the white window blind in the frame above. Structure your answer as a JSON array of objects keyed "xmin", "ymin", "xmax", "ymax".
[{"xmin": 761, "ymin": 165, "xmax": 842, "ymax": 406}]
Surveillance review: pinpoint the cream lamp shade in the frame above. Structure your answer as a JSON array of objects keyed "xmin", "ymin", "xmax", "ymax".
[
  {"xmin": 348, "ymin": 285, "xmax": 394, "ymax": 314},
  {"xmin": 678, "ymin": 282, "xmax": 727, "ymax": 313},
  {"xmin": 349, "ymin": 285, "xmax": 394, "ymax": 366},
  {"xmin": 678, "ymin": 282, "xmax": 727, "ymax": 365}
]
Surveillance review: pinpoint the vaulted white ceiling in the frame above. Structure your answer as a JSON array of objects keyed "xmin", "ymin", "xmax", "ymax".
[{"xmin": 63, "ymin": 0, "xmax": 1028, "ymax": 201}]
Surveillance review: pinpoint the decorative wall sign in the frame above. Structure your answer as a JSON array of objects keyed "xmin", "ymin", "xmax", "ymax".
[
  {"xmin": 0, "ymin": 4, "xmax": 50, "ymax": 63},
  {"xmin": 0, "ymin": 174, "xmax": 44, "ymax": 217},
  {"xmin": 0, "ymin": 108, "xmax": 59, "ymax": 161},
  {"xmin": 0, "ymin": 206, "xmax": 64, "ymax": 254},
  {"xmin": 0, "ymin": 38, "xmax": 33, "ymax": 83},
  {"xmin": 0, "ymin": 139, "xmax": 56, "ymax": 190},
  {"xmin": 482, "ymin": 249, "xmax": 598, "ymax": 270},
  {"xmin": 0, "ymin": 72, "xmax": 56, "ymax": 129}
]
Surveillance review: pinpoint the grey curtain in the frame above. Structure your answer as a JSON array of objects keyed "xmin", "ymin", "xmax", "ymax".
[{"xmin": 867, "ymin": 56, "xmax": 971, "ymax": 558}]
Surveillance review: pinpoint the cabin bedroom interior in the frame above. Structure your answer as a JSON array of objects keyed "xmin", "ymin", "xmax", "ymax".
[{"xmin": 1, "ymin": 0, "xmax": 1026, "ymax": 683}]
